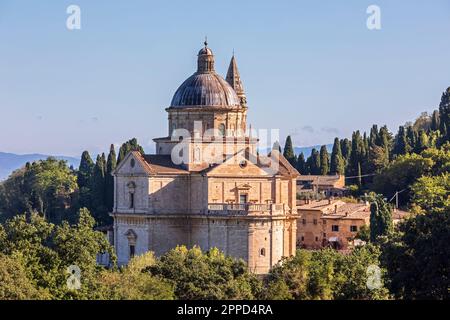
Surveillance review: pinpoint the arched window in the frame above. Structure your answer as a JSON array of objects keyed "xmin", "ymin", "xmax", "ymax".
[
  {"xmin": 125, "ymin": 229, "xmax": 137, "ymax": 259},
  {"xmin": 260, "ymin": 248, "xmax": 266, "ymax": 256},
  {"xmin": 218, "ymin": 123, "xmax": 226, "ymax": 137}
]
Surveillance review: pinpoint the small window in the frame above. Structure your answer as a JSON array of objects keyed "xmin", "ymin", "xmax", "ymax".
[
  {"xmin": 260, "ymin": 248, "xmax": 266, "ymax": 256},
  {"xmin": 239, "ymin": 160, "xmax": 248, "ymax": 169},
  {"xmin": 130, "ymin": 158, "xmax": 135, "ymax": 168},
  {"xmin": 350, "ymin": 225, "xmax": 358, "ymax": 232},
  {"xmin": 332, "ymin": 225, "xmax": 339, "ymax": 232},
  {"xmin": 313, "ymin": 219, "xmax": 318, "ymax": 225},
  {"xmin": 239, "ymin": 194, "xmax": 248, "ymax": 204},
  {"xmin": 130, "ymin": 193, "xmax": 135, "ymax": 209},
  {"xmin": 315, "ymin": 236, "xmax": 319, "ymax": 242},
  {"xmin": 302, "ymin": 219, "xmax": 306, "ymax": 225},
  {"xmin": 301, "ymin": 236, "xmax": 304, "ymax": 241},
  {"xmin": 129, "ymin": 245, "xmax": 135, "ymax": 259},
  {"xmin": 218, "ymin": 124, "xmax": 226, "ymax": 136}
]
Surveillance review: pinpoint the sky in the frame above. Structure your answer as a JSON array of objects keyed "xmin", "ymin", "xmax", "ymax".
[{"xmin": 0, "ymin": 0, "xmax": 449, "ymax": 157}]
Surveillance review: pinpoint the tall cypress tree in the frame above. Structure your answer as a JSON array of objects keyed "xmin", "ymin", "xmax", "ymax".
[
  {"xmin": 319, "ymin": 145, "xmax": 329, "ymax": 175},
  {"xmin": 296, "ymin": 152, "xmax": 306, "ymax": 175},
  {"xmin": 370, "ymin": 194, "xmax": 393, "ymax": 242},
  {"xmin": 415, "ymin": 129, "xmax": 429, "ymax": 153},
  {"xmin": 77, "ymin": 151, "xmax": 94, "ymax": 190},
  {"xmin": 406, "ymin": 126, "xmax": 418, "ymax": 153},
  {"xmin": 77, "ymin": 151, "xmax": 94, "ymax": 209},
  {"xmin": 393, "ymin": 126, "xmax": 410, "ymax": 156},
  {"xmin": 91, "ymin": 154, "xmax": 107, "ymax": 225},
  {"xmin": 330, "ymin": 138, "xmax": 345, "ymax": 175},
  {"xmin": 309, "ymin": 148, "xmax": 321, "ymax": 175},
  {"xmin": 439, "ymin": 87, "xmax": 450, "ymax": 143},
  {"xmin": 283, "ymin": 136, "xmax": 296, "ymax": 168},
  {"xmin": 340, "ymin": 138, "xmax": 352, "ymax": 167},
  {"xmin": 431, "ymin": 110, "xmax": 440, "ymax": 132},
  {"xmin": 349, "ymin": 131, "xmax": 364, "ymax": 177},
  {"xmin": 105, "ymin": 144, "xmax": 117, "ymax": 212},
  {"xmin": 117, "ymin": 138, "xmax": 145, "ymax": 164}
]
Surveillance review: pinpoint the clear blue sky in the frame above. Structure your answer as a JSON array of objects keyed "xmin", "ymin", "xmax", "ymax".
[{"xmin": 1, "ymin": 0, "xmax": 449, "ymax": 156}]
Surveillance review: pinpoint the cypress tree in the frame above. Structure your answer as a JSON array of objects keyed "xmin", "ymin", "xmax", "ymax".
[
  {"xmin": 439, "ymin": 87, "xmax": 450, "ymax": 143},
  {"xmin": 340, "ymin": 138, "xmax": 352, "ymax": 166},
  {"xmin": 330, "ymin": 138, "xmax": 345, "ymax": 175},
  {"xmin": 309, "ymin": 148, "xmax": 321, "ymax": 175},
  {"xmin": 319, "ymin": 145, "xmax": 329, "ymax": 175},
  {"xmin": 369, "ymin": 194, "xmax": 393, "ymax": 242},
  {"xmin": 77, "ymin": 151, "xmax": 94, "ymax": 190},
  {"xmin": 431, "ymin": 110, "xmax": 440, "ymax": 132},
  {"xmin": 77, "ymin": 151, "xmax": 94, "ymax": 210},
  {"xmin": 416, "ymin": 129, "xmax": 429, "ymax": 153},
  {"xmin": 91, "ymin": 154, "xmax": 107, "ymax": 225},
  {"xmin": 406, "ymin": 126, "xmax": 418, "ymax": 153},
  {"xmin": 117, "ymin": 138, "xmax": 145, "ymax": 164},
  {"xmin": 349, "ymin": 131, "xmax": 364, "ymax": 176},
  {"xmin": 296, "ymin": 152, "xmax": 306, "ymax": 175},
  {"xmin": 393, "ymin": 126, "xmax": 410, "ymax": 156},
  {"xmin": 105, "ymin": 144, "xmax": 117, "ymax": 211},
  {"xmin": 283, "ymin": 136, "xmax": 296, "ymax": 167}
]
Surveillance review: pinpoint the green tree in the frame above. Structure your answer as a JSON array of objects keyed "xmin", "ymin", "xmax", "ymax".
[
  {"xmin": 393, "ymin": 126, "xmax": 411, "ymax": 157},
  {"xmin": 283, "ymin": 136, "xmax": 296, "ymax": 168},
  {"xmin": 98, "ymin": 252, "xmax": 174, "ymax": 300},
  {"xmin": 296, "ymin": 152, "xmax": 306, "ymax": 175},
  {"xmin": 91, "ymin": 154, "xmax": 109, "ymax": 226},
  {"xmin": 117, "ymin": 138, "xmax": 144, "ymax": 164},
  {"xmin": 431, "ymin": 110, "xmax": 440, "ymax": 132},
  {"xmin": 0, "ymin": 253, "xmax": 45, "ymax": 300},
  {"xmin": 319, "ymin": 145, "xmax": 329, "ymax": 175},
  {"xmin": 369, "ymin": 194, "xmax": 393, "ymax": 242},
  {"xmin": 149, "ymin": 246, "xmax": 261, "ymax": 300},
  {"xmin": 105, "ymin": 145, "xmax": 117, "ymax": 212},
  {"xmin": 410, "ymin": 174, "xmax": 450, "ymax": 214},
  {"xmin": 308, "ymin": 149, "xmax": 321, "ymax": 175},
  {"xmin": 380, "ymin": 208, "xmax": 450, "ymax": 299},
  {"xmin": 439, "ymin": 87, "xmax": 450, "ymax": 143},
  {"xmin": 77, "ymin": 151, "xmax": 94, "ymax": 211},
  {"xmin": 330, "ymin": 138, "xmax": 345, "ymax": 175},
  {"xmin": 0, "ymin": 158, "xmax": 77, "ymax": 223}
]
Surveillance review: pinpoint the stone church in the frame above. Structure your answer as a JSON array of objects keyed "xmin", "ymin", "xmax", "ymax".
[{"xmin": 111, "ymin": 42, "xmax": 299, "ymax": 274}]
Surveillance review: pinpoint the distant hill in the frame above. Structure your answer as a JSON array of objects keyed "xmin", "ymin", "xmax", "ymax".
[
  {"xmin": 0, "ymin": 152, "xmax": 79, "ymax": 181},
  {"xmin": 260, "ymin": 144, "xmax": 333, "ymax": 157},
  {"xmin": 294, "ymin": 144, "xmax": 333, "ymax": 157}
]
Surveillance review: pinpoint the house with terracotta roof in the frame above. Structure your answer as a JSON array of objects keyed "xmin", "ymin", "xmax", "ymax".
[{"xmin": 296, "ymin": 199, "xmax": 371, "ymax": 250}]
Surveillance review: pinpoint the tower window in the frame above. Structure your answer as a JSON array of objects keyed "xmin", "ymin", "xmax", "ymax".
[
  {"xmin": 260, "ymin": 248, "xmax": 266, "ymax": 256},
  {"xmin": 129, "ymin": 245, "xmax": 135, "ymax": 259},
  {"xmin": 130, "ymin": 192, "xmax": 135, "ymax": 209}
]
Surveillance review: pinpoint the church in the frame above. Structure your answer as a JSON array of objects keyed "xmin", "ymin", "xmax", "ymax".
[{"xmin": 111, "ymin": 42, "xmax": 299, "ymax": 274}]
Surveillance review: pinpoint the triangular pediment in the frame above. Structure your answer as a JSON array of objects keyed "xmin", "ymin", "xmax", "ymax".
[{"xmin": 113, "ymin": 151, "xmax": 152, "ymax": 176}]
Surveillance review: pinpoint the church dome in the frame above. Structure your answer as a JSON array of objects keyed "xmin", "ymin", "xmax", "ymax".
[{"xmin": 170, "ymin": 43, "xmax": 240, "ymax": 108}]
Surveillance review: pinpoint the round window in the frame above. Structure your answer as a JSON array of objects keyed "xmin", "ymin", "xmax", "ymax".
[{"xmin": 239, "ymin": 160, "xmax": 248, "ymax": 169}]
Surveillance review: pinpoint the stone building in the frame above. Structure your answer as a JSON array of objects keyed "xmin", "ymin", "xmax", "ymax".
[
  {"xmin": 297, "ymin": 175, "xmax": 347, "ymax": 198},
  {"xmin": 111, "ymin": 42, "xmax": 299, "ymax": 274},
  {"xmin": 296, "ymin": 199, "xmax": 371, "ymax": 250}
]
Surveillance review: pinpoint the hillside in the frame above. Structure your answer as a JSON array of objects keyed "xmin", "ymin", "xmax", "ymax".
[{"xmin": 0, "ymin": 152, "xmax": 79, "ymax": 181}]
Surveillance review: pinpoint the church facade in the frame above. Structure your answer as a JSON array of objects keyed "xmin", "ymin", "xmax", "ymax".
[{"xmin": 111, "ymin": 43, "xmax": 299, "ymax": 274}]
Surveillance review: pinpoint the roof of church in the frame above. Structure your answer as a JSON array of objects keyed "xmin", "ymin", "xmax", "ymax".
[
  {"xmin": 137, "ymin": 153, "xmax": 189, "ymax": 175},
  {"xmin": 170, "ymin": 44, "xmax": 241, "ymax": 108},
  {"xmin": 226, "ymin": 55, "xmax": 246, "ymax": 98}
]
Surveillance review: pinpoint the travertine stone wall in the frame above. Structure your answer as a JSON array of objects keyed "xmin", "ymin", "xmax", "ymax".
[{"xmin": 114, "ymin": 214, "xmax": 297, "ymax": 274}]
